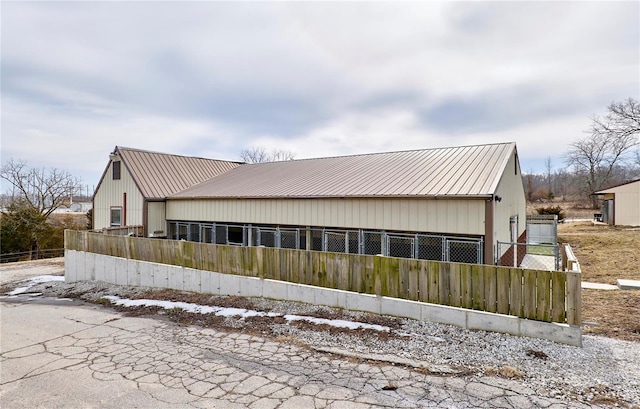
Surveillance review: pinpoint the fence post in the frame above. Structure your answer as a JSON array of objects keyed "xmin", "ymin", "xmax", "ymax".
[{"xmin": 566, "ymin": 272, "xmax": 582, "ymax": 326}]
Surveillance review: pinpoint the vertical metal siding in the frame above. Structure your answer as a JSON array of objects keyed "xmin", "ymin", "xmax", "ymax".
[
  {"xmin": 166, "ymin": 198, "xmax": 485, "ymax": 235},
  {"xmin": 93, "ymin": 161, "xmax": 144, "ymax": 230},
  {"xmin": 494, "ymin": 152, "xmax": 527, "ymax": 244},
  {"xmin": 612, "ymin": 181, "xmax": 640, "ymax": 226},
  {"xmin": 147, "ymin": 202, "xmax": 166, "ymax": 236}
]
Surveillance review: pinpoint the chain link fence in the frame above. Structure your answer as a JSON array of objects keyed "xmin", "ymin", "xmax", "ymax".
[{"xmin": 167, "ymin": 221, "xmax": 483, "ymax": 264}]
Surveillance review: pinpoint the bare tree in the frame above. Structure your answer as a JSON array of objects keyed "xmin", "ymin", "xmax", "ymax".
[
  {"xmin": 544, "ymin": 156, "xmax": 553, "ymax": 199},
  {"xmin": 593, "ymin": 98, "xmax": 640, "ymax": 140},
  {"xmin": 554, "ymin": 168, "xmax": 570, "ymax": 201},
  {"xmin": 240, "ymin": 146, "xmax": 296, "ymax": 164},
  {"xmin": 565, "ymin": 98, "xmax": 640, "ymax": 208},
  {"xmin": 0, "ymin": 159, "xmax": 82, "ymax": 217}
]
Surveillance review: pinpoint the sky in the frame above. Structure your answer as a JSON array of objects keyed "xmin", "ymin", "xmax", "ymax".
[{"xmin": 1, "ymin": 1, "xmax": 639, "ymax": 191}]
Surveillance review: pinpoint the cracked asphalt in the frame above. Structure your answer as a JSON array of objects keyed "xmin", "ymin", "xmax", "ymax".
[{"xmin": 1, "ymin": 298, "xmax": 593, "ymax": 408}]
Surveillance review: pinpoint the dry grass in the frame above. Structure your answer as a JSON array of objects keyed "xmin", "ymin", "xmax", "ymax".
[
  {"xmin": 558, "ymin": 222, "xmax": 640, "ymax": 283},
  {"xmin": 527, "ymin": 199, "xmax": 596, "ymax": 220},
  {"xmin": 555, "ymin": 218, "xmax": 640, "ymax": 342},
  {"xmin": 582, "ymin": 290, "xmax": 640, "ymax": 342}
]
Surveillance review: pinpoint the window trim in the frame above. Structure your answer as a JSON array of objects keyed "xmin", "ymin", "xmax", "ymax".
[
  {"xmin": 110, "ymin": 206, "xmax": 122, "ymax": 227},
  {"xmin": 112, "ymin": 161, "xmax": 121, "ymax": 180}
]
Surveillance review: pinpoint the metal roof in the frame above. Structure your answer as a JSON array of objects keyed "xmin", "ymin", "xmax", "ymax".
[
  {"xmin": 172, "ymin": 142, "xmax": 517, "ymax": 199},
  {"xmin": 114, "ymin": 147, "xmax": 242, "ymax": 199},
  {"xmin": 594, "ymin": 178, "xmax": 640, "ymax": 194}
]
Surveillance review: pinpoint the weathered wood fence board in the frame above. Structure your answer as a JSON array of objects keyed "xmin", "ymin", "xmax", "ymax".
[{"xmin": 65, "ymin": 230, "xmax": 581, "ymax": 325}]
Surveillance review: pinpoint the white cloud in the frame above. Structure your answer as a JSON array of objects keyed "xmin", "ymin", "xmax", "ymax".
[{"xmin": 1, "ymin": 1, "xmax": 638, "ymax": 185}]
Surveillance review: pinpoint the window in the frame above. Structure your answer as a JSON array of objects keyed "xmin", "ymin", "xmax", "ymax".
[
  {"xmin": 110, "ymin": 207, "xmax": 122, "ymax": 227},
  {"xmin": 112, "ymin": 161, "xmax": 121, "ymax": 180},
  {"xmin": 228, "ymin": 226, "xmax": 244, "ymax": 245}
]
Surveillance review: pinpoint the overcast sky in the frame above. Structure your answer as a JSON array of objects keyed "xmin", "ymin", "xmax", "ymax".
[{"xmin": 2, "ymin": 1, "xmax": 638, "ymax": 190}]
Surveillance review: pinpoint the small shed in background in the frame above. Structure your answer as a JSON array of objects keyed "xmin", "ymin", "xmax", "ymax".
[{"xmin": 594, "ymin": 178, "xmax": 640, "ymax": 226}]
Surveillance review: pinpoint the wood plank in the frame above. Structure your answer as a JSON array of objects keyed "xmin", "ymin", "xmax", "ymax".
[
  {"xmin": 496, "ymin": 266, "xmax": 511, "ymax": 315},
  {"xmin": 348, "ymin": 255, "xmax": 362, "ymax": 293},
  {"xmin": 253, "ymin": 247, "xmax": 263, "ymax": 279},
  {"xmin": 297, "ymin": 250, "xmax": 306, "ymax": 283},
  {"xmin": 304, "ymin": 251, "xmax": 314, "ymax": 286},
  {"xmin": 536, "ymin": 270, "xmax": 551, "ymax": 322},
  {"xmin": 373, "ymin": 256, "xmax": 383, "ymax": 296},
  {"xmin": 338, "ymin": 254, "xmax": 349, "ymax": 291},
  {"xmin": 484, "ymin": 265, "xmax": 497, "ymax": 313},
  {"xmin": 460, "ymin": 264, "xmax": 472, "ymax": 309},
  {"xmin": 279, "ymin": 249, "xmax": 289, "ymax": 282},
  {"xmin": 379, "ymin": 256, "xmax": 390, "ymax": 297},
  {"xmin": 407, "ymin": 259, "xmax": 420, "ymax": 301},
  {"xmin": 399, "ymin": 258, "xmax": 411, "ymax": 299},
  {"xmin": 523, "ymin": 270, "xmax": 537, "ymax": 320},
  {"xmin": 325, "ymin": 253, "xmax": 334, "ymax": 289},
  {"xmin": 509, "ymin": 268, "xmax": 523, "ymax": 317},
  {"xmin": 449, "ymin": 263, "xmax": 461, "ymax": 307},
  {"xmin": 427, "ymin": 261, "xmax": 439, "ymax": 304},
  {"xmin": 417, "ymin": 260, "xmax": 429, "ymax": 303},
  {"xmin": 438, "ymin": 262, "xmax": 451, "ymax": 306},
  {"xmin": 566, "ymin": 272, "xmax": 582, "ymax": 326},
  {"xmin": 264, "ymin": 248, "xmax": 276, "ymax": 280},
  {"xmin": 365, "ymin": 255, "xmax": 375, "ymax": 296},
  {"xmin": 387, "ymin": 257, "xmax": 400, "ymax": 298},
  {"xmin": 317, "ymin": 252, "xmax": 327, "ymax": 288},
  {"xmin": 471, "ymin": 264, "xmax": 484, "ymax": 310}
]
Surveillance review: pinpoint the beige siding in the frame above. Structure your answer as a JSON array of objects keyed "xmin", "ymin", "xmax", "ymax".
[
  {"xmin": 147, "ymin": 202, "xmax": 167, "ymax": 236},
  {"xmin": 494, "ymin": 151, "xmax": 527, "ymax": 254},
  {"xmin": 93, "ymin": 160, "xmax": 144, "ymax": 230},
  {"xmin": 612, "ymin": 181, "xmax": 640, "ymax": 226},
  {"xmin": 166, "ymin": 197, "xmax": 485, "ymax": 235}
]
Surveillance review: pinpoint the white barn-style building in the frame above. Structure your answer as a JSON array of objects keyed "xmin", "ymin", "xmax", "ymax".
[{"xmin": 93, "ymin": 143, "xmax": 527, "ymax": 265}]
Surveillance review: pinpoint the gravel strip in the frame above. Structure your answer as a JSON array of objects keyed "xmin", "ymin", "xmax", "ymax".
[{"xmin": 3, "ymin": 278, "xmax": 639, "ymax": 407}]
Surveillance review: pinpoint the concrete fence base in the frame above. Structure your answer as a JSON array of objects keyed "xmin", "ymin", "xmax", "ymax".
[{"xmin": 65, "ymin": 250, "xmax": 582, "ymax": 347}]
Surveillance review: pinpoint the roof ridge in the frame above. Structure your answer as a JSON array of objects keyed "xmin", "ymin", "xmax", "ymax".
[
  {"xmin": 245, "ymin": 141, "xmax": 516, "ymax": 166},
  {"xmin": 115, "ymin": 146, "xmax": 243, "ymax": 164}
]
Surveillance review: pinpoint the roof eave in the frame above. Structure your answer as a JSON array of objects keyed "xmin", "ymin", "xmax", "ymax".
[{"xmin": 168, "ymin": 194, "xmax": 494, "ymax": 201}]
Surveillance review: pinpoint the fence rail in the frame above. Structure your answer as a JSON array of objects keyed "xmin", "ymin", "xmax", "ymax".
[
  {"xmin": 0, "ymin": 248, "xmax": 65, "ymax": 264},
  {"xmin": 93, "ymin": 225, "xmax": 144, "ymax": 237},
  {"xmin": 65, "ymin": 230, "xmax": 581, "ymax": 326}
]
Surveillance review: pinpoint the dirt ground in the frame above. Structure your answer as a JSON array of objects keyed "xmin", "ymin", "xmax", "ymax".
[{"xmin": 558, "ymin": 222, "xmax": 640, "ymax": 283}]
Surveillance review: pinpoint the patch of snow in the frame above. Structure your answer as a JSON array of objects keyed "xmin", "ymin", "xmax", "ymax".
[
  {"xmin": 8, "ymin": 286, "xmax": 32, "ymax": 296},
  {"xmin": 29, "ymin": 275, "xmax": 66, "ymax": 284},
  {"xmin": 284, "ymin": 315, "xmax": 390, "ymax": 332},
  {"xmin": 103, "ymin": 296, "xmax": 391, "ymax": 332},
  {"xmin": 7, "ymin": 275, "xmax": 65, "ymax": 295}
]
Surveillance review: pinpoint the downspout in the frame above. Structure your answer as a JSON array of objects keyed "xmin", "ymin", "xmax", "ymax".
[
  {"xmin": 142, "ymin": 199, "xmax": 148, "ymax": 237},
  {"xmin": 123, "ymin": 192, "xmax": 127, "ymax": 226},
  {"xmin": 484, "ymin": 197, "xmax": 495, "ymax": 265}
]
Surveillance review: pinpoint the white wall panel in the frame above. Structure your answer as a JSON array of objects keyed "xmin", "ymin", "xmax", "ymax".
[
  {"xmin": 494, "ymin": 152, "xmax": 527, "ymax": 244},
  {"xmin": 148, "ymin": 202, "xmax": 166, "ymax": 236},
  {"xmin": 167, "ymin": 197, "xmax": 486, "ymax": 235},
  {"xmin": 610, "ymin": 181, "xmax": 640, "ymax": 226},
  {"xmin": 93, "ymin": 160, "xmax": 144, "ymax": 230}
]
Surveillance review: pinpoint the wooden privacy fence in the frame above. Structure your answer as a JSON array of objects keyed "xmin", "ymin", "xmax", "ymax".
[{"xmin": 65, "ymin": 230, "xmax": 581, "ymax": 326}]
